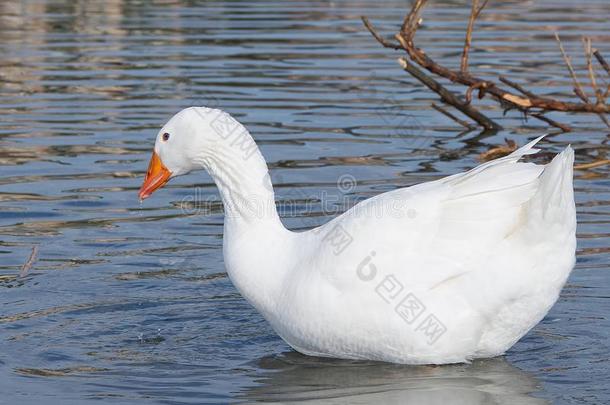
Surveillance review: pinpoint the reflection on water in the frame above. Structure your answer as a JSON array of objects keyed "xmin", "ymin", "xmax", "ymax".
[
  {"xmin": 0, "ymin": 0, "xmax": 609, "ymax": 404},
  {"xmin": 245, "ymin": 352, "xmax": 548, "ymax": 404}
]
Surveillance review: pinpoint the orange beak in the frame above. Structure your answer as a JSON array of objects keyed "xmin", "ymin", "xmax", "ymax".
[{"xmin": 138, "ymin": 151, "xmax": 172, "ymax": 200}]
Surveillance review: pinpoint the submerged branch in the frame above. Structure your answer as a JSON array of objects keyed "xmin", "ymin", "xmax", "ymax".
[{"xmin": 20, "ymin": 245, "xmax": 39, "ymax": 278}]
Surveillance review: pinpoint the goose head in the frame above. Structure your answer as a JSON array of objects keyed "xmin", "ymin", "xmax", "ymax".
[{"xmin": 138, "ymin": 107, "xmax": 221, "ymax": 200}]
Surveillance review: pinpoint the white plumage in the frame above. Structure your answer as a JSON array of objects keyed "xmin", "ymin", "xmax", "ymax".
[{"xmin": 140, "ymin": 107, "xmax": 577, "ymax": 364}]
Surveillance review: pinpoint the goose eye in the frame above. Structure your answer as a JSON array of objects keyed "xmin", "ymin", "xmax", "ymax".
[{"xmin": 162, "ymin": 132, "xmax": 170, "ymax": 141}]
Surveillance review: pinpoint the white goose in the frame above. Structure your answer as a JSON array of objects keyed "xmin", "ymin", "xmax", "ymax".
[{"xmin": 139, "ymin": 107, "xmax": 576, "ymax": 365}]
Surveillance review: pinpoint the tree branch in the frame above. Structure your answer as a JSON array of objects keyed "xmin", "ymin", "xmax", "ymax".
[
  {"xmin": 530, "ymin": 113, "xmax": 571, "ymax": 132},
  {"xmin": 399, "ymin": 58, "xmax": 500, "ymax": 130},
  {"xmin": 461, "ymin": 0, "xmax": 489, "ymax": 73},
  {"xmin": 554, "ymin": 32, "xmax": 589, "ymax": 103},
  {"xmin": 361, "ymin": 0, "xmax": 610, "ymax": 131},
  {"xmin": 594, "ymin": 49, "xmax": 610, "ymax": 76},
  {"xmin": 361, "ymin": 16, "xmax": 402, "ymax": 50},
  {"xmin": 498, "ymin": 76, "xmax": 536, "ymax": 98},
  {"xmin": 432, "ymin": 103, "xmax": 476, "ymax": 129}
]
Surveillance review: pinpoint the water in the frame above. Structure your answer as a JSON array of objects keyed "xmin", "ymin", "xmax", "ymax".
[{"xmin": 1, "ymin": 0, "xmax": 609, "ymax": 403}]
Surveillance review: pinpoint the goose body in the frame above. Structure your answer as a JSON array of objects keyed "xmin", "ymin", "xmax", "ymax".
[{"xmin": 139, "ymin": 107, "xmax": 576, "ymax": 364}]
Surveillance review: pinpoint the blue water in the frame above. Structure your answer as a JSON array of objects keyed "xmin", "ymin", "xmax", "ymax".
[{"xmin": 1, "ymin": 0, "xmax": 609, "ymax": 403}]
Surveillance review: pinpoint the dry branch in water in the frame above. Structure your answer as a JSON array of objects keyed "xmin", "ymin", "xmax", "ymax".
[
  {"xmin": 20, "ymin": 245, "xmax": 38, "ymax": 277},
  {"xmin": 431, "ymin": 103, "xmax": 474, "ymax": 129},
  {"xmin": 398, "ymin": 58, "xmax": 499, "ymax": 130},
  {"xmin": 362, "ymin": 0, "xmax": 610, "ymax": 132},
  {"xmin": 574, "ymin": 159, "xmax": 610, "ymax": 170},
  {"xmin": 593, "ymin": 50, "xmax": 610, "ymax": 76},
  {"xmin": 479, "ymin": 139, "xmax": 517, "ymax": 162}
]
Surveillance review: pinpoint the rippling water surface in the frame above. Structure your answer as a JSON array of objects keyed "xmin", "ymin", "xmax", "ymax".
[{"xmin": 1, "ymin": 1, "xmax": 609, "ymax": 403}]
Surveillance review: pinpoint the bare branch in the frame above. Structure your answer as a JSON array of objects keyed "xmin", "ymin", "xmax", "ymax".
[
  {"xmin": 555, "ymin": 32, "xmax": 589, "ymax": 103},
  {"xmin": 362, "ymin": 3, "xmax": 610, "ymax": 132},
  {"xmin": 583, "ymin": 38, "xmax": 610, "ymax": 128},
  {"xmin": 398, "ymin": 23, "xmax": 610, "ymax": 113},
  {"xmin": 465, "ymin": 81, "xmax": 489, "ymax": 104},
  {"xmin": 498, "ymin": 76, "xmax": 536, "ymax": 98},
  {"xmin": 399, "ymin": 58, "xmax": 500, "ymax": 130},
  {"xmin": 574, "ymin": 159, "xmax": 610, "ymax": 170},
  {"xmin": 583, "ymin": 37, "xmax": 605, "ymax": 105},
  {"xmin": 361, "ymin": 17, "xmax": 403, "ymax": 50},
  {"xmin": 479, "ymin": 138, "xmax": 517, "ymax": 162},
  {"xmin": 593, "ymin": 49, "xmax": 610, "ymax": 76},
  {"xmin": 461, "ymin": 0, "xmax": 490, "ymax": 73},
  {"xmin": 400, "ymin": 0, "xmax": 428, "ymax": 40},
  {"xmin": 530, "ymin": 113, "xmax": 572, "ymax": 132},
  {"xmin": 432, "ymin": 103, "xmax": 476, "ymax": 128}
]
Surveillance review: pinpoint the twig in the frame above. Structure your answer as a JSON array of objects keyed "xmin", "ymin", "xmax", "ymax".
[
  {"xmin": 530, "ymin": 113, "xmax": 572, "ymax": 132},
  {"xmin": 400, "ymin": 0, "xmax": 427, "ymax": 39},
  {"xmin": 465, "ymin": 81, "xmax": 488, "ymax": 104},
  {"xmin": 497, "ymin": 77, "xmax": 571, "ymax": 132},
  {"xmin": 600, "ymin": 61, "xmax": 610, "ymax": 97},
  {"xmin": 498, "ymin": 76, "xmax": 536, "ymax": 98},
  {"xmin": 583, "ymin": 38, "xmax": 610, "ymax": 128},
  {"xmin": 555, "ymin": 32, "xmax": 589, "ymax": 103},
  {"xmin": 431, "ymin": 103, "xmax": 475, "ymax": 128},
  {"xmin": 461, "ymin": 0, "xmax": 490, "ymax": 73},
  {"xmin": 574, "ymin": 159, "xmax": 610, "ymax": 170},
  {"xmin": 479, "ymin": 139, "xmax": 517, "ymax": 162},
  {"xmin": 594, "ymin": 49, "xmax": 610, "ymax": 76},
  {"xmin": 399, "ymin": 58, "xmax": 500, "ymax": 130},
  {"xmin": 20, "ymin": 245, "xmax": 38, "ymax": 277},
  {"xmin": 583, "ymin": 38, "xmax": 605, "ymax": 105},
  {"xmin": 361, "ymin": 17, "xmax": 402, "ymax": 50}
]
